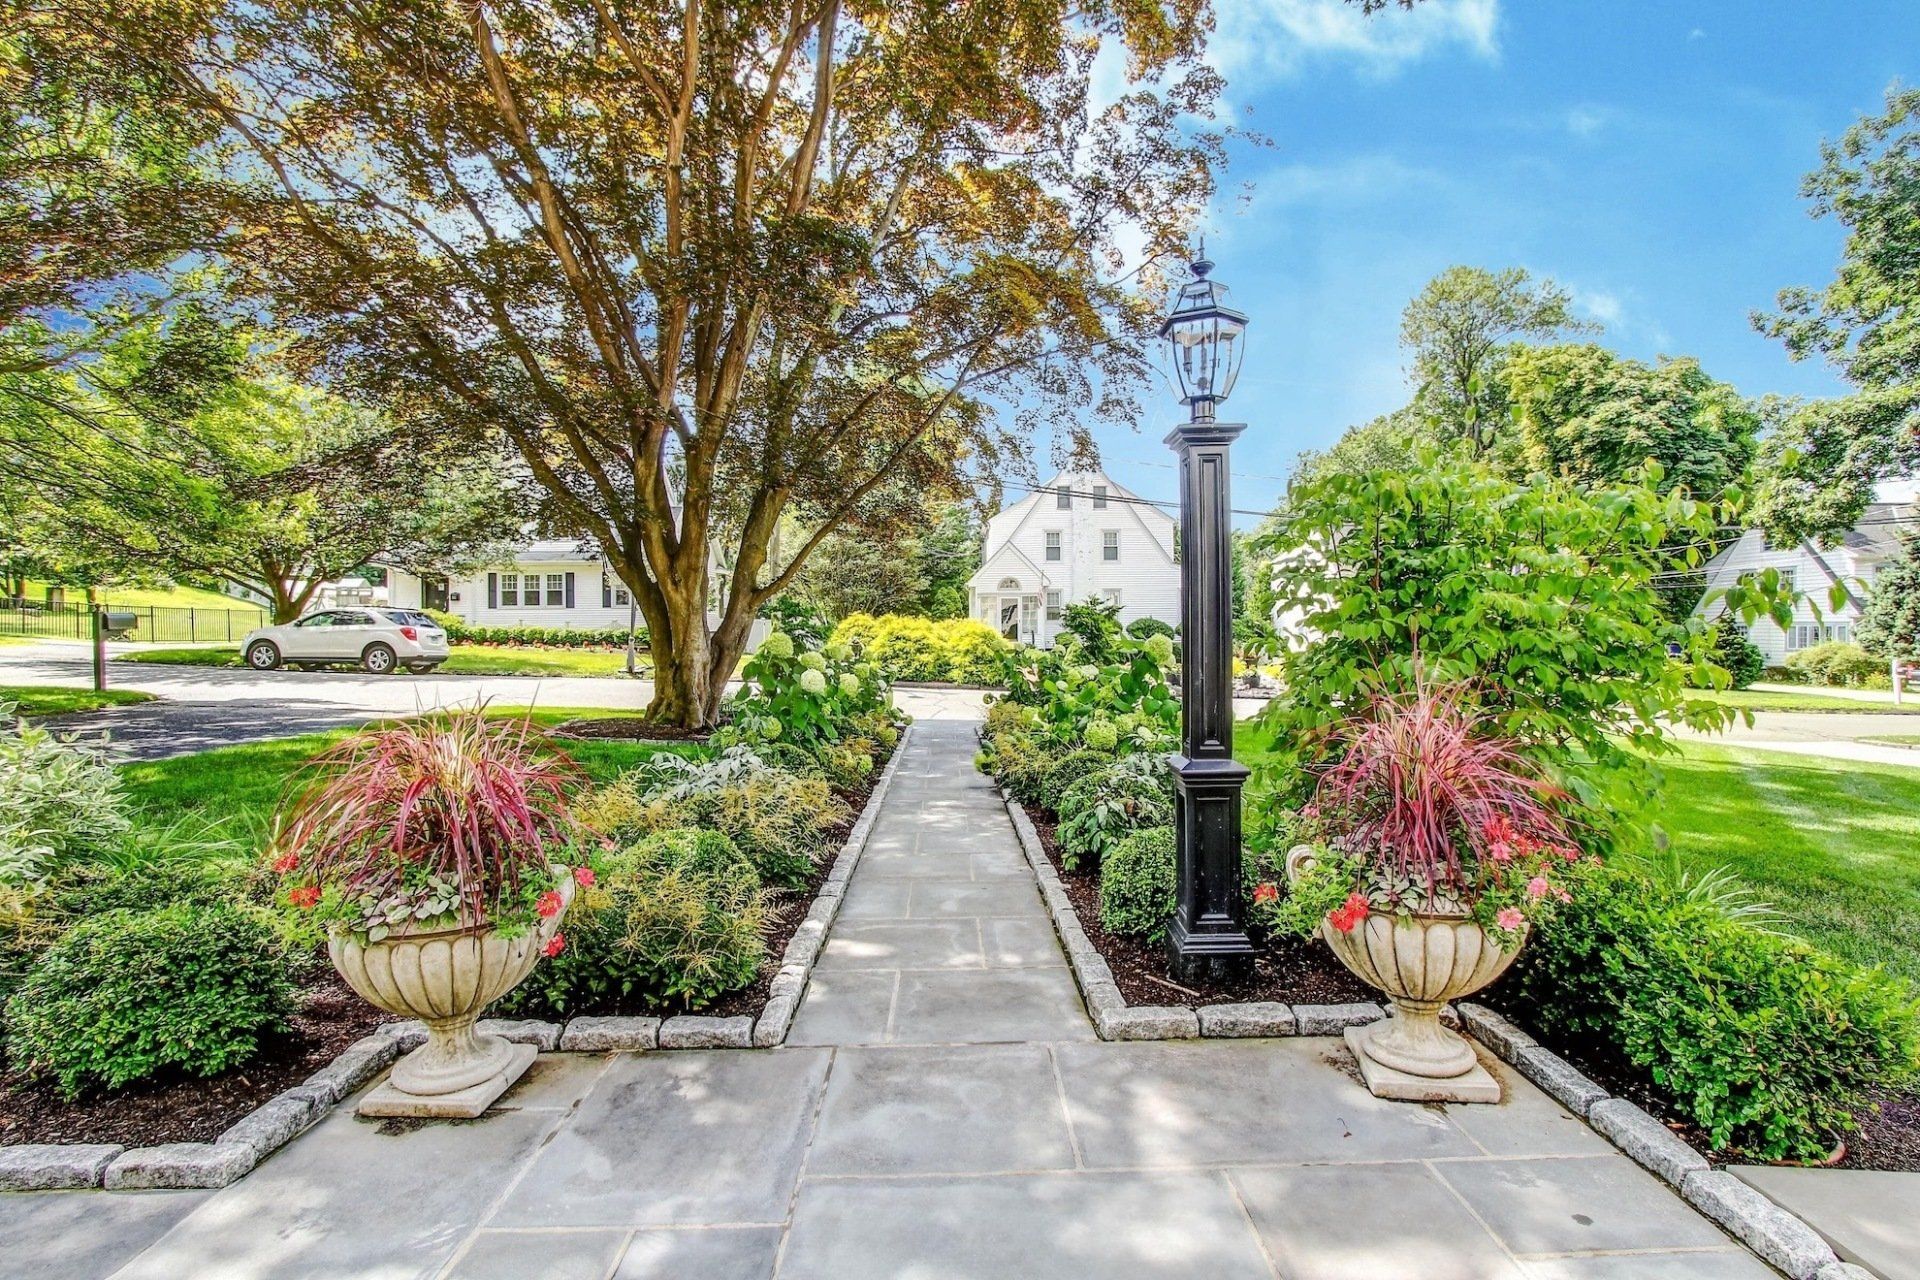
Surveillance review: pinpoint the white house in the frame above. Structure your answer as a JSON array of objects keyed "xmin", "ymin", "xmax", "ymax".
[
  {"xmin": 965, "ymin": 469, "xmax": 1179, "ymax": 647},
  {"xmin": 387, "ymin": 538, "xmax": 764, "ymax": 648},
  {"xmin": 1693, "ymin": 502, "xmax": 1913, "ymax": 664}
]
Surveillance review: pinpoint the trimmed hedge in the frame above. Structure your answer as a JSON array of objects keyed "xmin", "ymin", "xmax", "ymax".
[
  {"xmin": 1508, "ymin": 864, "xmax": 1920, "ymax": 1160},
  {"xmin": 1100, "ymin": 826, "xmax": 1176, "ymax": 940},
  {"xmin": 1785, "ymin": 640, "xmax": 1889, "ymax": 688},
  {"xmin": 425, "ymin": 610, "xmax": 642, "ymax": 649}
]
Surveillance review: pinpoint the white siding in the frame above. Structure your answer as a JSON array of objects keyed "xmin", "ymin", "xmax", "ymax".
[
  {"xmin": 966, "ymin": 469, "xmax": 1180, "ymax": 646},
  {"xmin": 1693, "ymin": 530, "xmax": 1868, "ymax": 665}
]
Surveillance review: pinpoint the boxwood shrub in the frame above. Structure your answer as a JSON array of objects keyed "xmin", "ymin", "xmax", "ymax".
[
  {"xmin": 1508, "ymin": 865, "xmax": 1920, "ymax": 1160},
  {"xmin": 1100, "ymin": 826, "xmax": 1176, "ymax": 940},
  {"xmin": 5, "ymin": 903, "xmax": 294, "ymax": 1098}
]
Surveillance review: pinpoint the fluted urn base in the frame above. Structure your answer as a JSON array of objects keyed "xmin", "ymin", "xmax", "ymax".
[
  {"xmin": 328, "ymin": 881, "xmax": 571, "ymax": 1118},
  {"xmin": 1286, "ymin": 846, "xmax": 1520, "ymax": 1105}
]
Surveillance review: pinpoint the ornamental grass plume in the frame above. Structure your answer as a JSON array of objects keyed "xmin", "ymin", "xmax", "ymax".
[
  {"xmin": 1314, "ymin": 680, "xmax": 1577, "ymax": 909},
  {"xmin": 273, "ymin": 705, "xmax": 581, "ymax": 934}
]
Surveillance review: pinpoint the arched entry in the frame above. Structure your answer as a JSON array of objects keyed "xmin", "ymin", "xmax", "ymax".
[{"xmin": 984, "ymin": 576, "xmax": 1037, "ymax": 643}]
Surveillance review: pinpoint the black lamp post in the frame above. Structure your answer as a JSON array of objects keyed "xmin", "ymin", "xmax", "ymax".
[{"xmin": 1160, "ymin": 249, "xmax": 1256, "ymax": 985}]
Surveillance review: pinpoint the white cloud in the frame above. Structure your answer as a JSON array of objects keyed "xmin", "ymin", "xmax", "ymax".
[
  {"xmin": 1570, "ymin": 286, "xmax": 1624, "ymax": 328},
  {"xmin": 1213, "ymin": 0, "xmax": 1500, "ymax": 84},
  {"xmin": 1564, "ymin": 105, "xmax": 1611, "ymax": 138}
]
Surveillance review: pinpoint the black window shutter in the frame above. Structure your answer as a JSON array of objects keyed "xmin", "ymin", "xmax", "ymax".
[
  {"xmin": 487, "ymin": 573, "xmax": 498, "ymax": 608},
  {"xmin": 602, "ymin": 574, "xmax": 612, "ymax": 608},
  {"xmin": 564, "ymin": 572, "xmax": 576, "ymax": 609}
]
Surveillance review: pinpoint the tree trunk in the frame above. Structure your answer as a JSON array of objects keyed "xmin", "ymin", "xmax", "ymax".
[{"xmin": 647, "ymin": 593, "xmax": 719, "ymax": 729}]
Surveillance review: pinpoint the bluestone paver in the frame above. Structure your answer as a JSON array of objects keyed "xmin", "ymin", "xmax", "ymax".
[
  {"xmin": 1437, "ymin": 1155, "xmax": 1733, "ymax": 1256},
  {"xmin": 0, "ymin": 1189, "xmax": 208, "ymax": 1280},
  {"xmin": 1731, "ymin": 1166, "xmax": 1920, "ymax": 1280}
]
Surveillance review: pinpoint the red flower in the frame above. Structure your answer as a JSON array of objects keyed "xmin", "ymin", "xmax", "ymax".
[
  {"xmin": 1482, "ymin": 814, "xmax": 1515, "ymax": 844},
  {"xmin": 536, "ymin": 890, "xmax": 565, "ymax": 918},
  {"xmin": 1328, "ymin": 892, "xmax": 1371, "ymax": 934},
  {"xmin": 1252, "ymin": 882, "xmax": 1279, "ymax": 905},
  {"xmin": 272, "ymin": 851, "xmax": 299, "ymax": 875},
  {"xmin": 573, "ymin": 867, "xmax": 596, "ymax": 888},
  {"xmin": 542, "ymin": 933, "xmax": 566, "ymax": 958},
  {"xmin": 288, "ymin": 885, "xmax": 321, "ymax": 909}
]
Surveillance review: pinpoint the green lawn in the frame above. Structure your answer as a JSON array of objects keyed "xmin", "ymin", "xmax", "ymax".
[
  {"xmin": 1683, "ymin": 687, "xmax": 1919, "ymax": 714},
  {"xmin": 119, "ymin": 643, "xmax": 644, "ymax": 677},
  {"xmin": 1655, "ymin": 744, "xmax": 1920, "ymax": 981},
  {"xmin": 13, "ymin": 579, "xmax": 261, "ymax": 612},
  {"xmin": 2, "ymin": 685, "xmax": 157, "ymax": 716},
  {"xmin": 1860, "ymin": 734, "xmax": 1920, "ymax": 749},
  {"xmin": 121, "ymin": 708, "xmax": 700, "ymax": 851}
]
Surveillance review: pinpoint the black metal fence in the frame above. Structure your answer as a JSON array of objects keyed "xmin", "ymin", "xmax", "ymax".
[{"xmin": 0, "ymin": 599, "xmax": 269, "ymax": 643}]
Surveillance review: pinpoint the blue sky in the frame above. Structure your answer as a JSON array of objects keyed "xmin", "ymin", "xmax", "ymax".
[{"xmin": 1076, "ymin": 0, "xmax": 1920, "ymax": 525}]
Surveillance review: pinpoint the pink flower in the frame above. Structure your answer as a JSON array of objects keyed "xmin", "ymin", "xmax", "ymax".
[
  {"xmin": 1487, "ymin": 841, "xmax": 1513, "ymax": 864},
  {"xmin": 536, "ymin": 891, "xmax": 565, "ymax": 919},
  {"xmin": 573, "ymin": 867, "xmax": 597, "ymax": 888},
  {"xmin": 543, "ymin": 934, "xmax": 566, "ymax": 958},
  {"xmin": 1558, "ymin": 844, "xmax": 1582, "ymax": 862},
  {"xmin": 1482, "ymin": 814, "xmax": 1515, "ymax": 843},
  {"xmin": 1252, "ymin": 882, "xmax": 1279, "ymax": 905},
  {"xmin": 1526, "ymin": 876, "xmax": 1550, "ymax": 901},
  {"xmin": 1495, "ymin": 907, "xmax": 1525, "ymax": 932},
  {"xmin": 288, "ymin": 885, "xmax": 320, "ymax": 909}
]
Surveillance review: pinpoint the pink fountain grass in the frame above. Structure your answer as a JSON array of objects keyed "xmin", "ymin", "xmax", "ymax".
[{"xmin": 275, "ymin": 706, "xmax": 581, "ymax": 930}]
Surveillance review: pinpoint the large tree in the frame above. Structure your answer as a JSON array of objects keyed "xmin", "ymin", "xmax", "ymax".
[
  {"xmin": 1400, "ymin": 265, "xmax": 1597, "ymax": 450},
  {"xmin": 24, "ymin": 0, "xmax": 1226, "ymax": 726},
  {"xmin": 1754, "ymin": 87, "xmax": 1920, "ymax": 545},
  {"xmin": 1858, "ymin": 528, "xmax": 1920, "ymax": 665},
  {"xmin": 1497, "ymin": 344, "xmax": 1759, "ymax": 498},
  {"xmin": 4, "ymin": 307, "xmax": 522, "ymax": 620}
]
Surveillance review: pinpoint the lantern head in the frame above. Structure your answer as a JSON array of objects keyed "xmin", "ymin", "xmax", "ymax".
[{"xmin": 1157, "ymin": 252, "xmax": 1248, "ymax": 421}]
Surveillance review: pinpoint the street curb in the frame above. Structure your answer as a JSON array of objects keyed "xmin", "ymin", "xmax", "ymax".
[
  {"xmin": 1001, "ymin": 789, "xmax": 1385, "ymax": 1041},
  {"xmin": 5, "ymin": 730, "xmax": 912, "ymax": 1193},
  {"xmin": 1455, "ymin": 1003, "xmax": 1841, "ymax": 1280}
]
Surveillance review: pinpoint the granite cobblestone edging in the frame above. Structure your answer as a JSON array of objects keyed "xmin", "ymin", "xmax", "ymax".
[
  {"xmin": 1000, "ymin": 791, "xmax": 1386, "ymax": 1042},
  {"xmin": 2, "ymin": 727, "xmax": 912, "ymax": 1194},
  {"xmin": 999, "ymin": 773, "xmax": 1844, "ymax": 1280}
]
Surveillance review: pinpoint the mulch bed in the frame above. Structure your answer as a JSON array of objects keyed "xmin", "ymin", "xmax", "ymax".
[
  {"xmin": 0, "ymin": 970, "xmax": 388, "ymax": 1150},
  {"xmin": 1025, "ymin": 807, "xmax": 1372, "ymax": 1007},
  {"xmin": 1021, "ymin": 798, "xmax": 1920, "ymax": 1173},
  {"xmin": 548, "ymin": 716, "xmax": 710, "ymax": 743}
]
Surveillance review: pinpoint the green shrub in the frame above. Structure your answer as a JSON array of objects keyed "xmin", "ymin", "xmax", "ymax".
[
  {"xmin": 831, "ymin": 613, "xmax": 1014, "ymax": 685},
  {"xmin": 1057, "ymin": 755, "xmax": 1175, "ymax": 870},
  {"xmin": 503, "ymin": 843, "xmax": 766, "ymax": 1016},
  {"xmin": 1125, "ymin": 616, "xmax": 1177, "ymax": 643},
  {"xmin": 1785, "ymin": 641, "xmax": 1886, "ymax": 687},
  {"xmin": 1509, "ymin": 865, "xmax": 1920, "ymax": 1159},
  {"xmin": 0, "ymin": 705, "xmax": 131, "ymax": 887},
  {"xmin": 1707, "ymin": 624, "xmax": 1766, "ymax": 689},
  {"xmin": 48, "ymin": 858, "xmax": 249, "ymax": 916},
  {"xmin": 5, "ymin": 904, "xmax": 293, "ymax": 1098},
  {"xmin": 1037, "ymin": 749, "xmax": 1109, "ymax": 813},
  {"xmin": 1100, "ymin": 827, "xmax": 1175, "ymax": 940},
  {"xmin": 426, "ymin": 611, "xmax": 641, "ymax": 649}
]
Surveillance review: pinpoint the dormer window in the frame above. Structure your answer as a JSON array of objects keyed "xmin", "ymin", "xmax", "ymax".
[{"xmin": 1056, "ymin": 486, "xmax": 1071, "ymax": 510}]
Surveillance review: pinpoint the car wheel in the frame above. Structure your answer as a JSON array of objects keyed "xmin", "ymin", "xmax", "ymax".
[
  {"xmin": 245, "ymin": 641, "xmax": 281, "ymax": 671},
  {"xmin": 362, "ymin": 643, "xmax": 397, "ymax": 675}
]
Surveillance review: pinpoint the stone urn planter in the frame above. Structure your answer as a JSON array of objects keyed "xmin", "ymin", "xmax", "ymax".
[
  {"xmin": 1287, "ymin": 846, "xmax": 1521, "ymax": 1104},
  {"xmin": 329, "ymin": 877, "xmax": 573, "ymax": 1118}
]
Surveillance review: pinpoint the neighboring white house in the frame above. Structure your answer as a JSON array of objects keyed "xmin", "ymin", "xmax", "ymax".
[
  {"xmin": 1692, "ymin": 502, "xmax": 1914, "ymax": 664},
  {"xmin": 964, "ymin": 469, "xmax": 1179, "ymax": 647},
  {"xmin": 387, "ymin": 538, "xmax": 764, "ymax": 648}
]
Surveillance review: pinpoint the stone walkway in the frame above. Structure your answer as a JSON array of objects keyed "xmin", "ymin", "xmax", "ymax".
[{"xmin": 3, "ymin": 718, "xmax": 1783, "ymax": 1279}]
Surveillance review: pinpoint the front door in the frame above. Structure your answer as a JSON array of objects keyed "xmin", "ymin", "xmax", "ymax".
[{"xmin": 998, "ymin": 598, "xmax": 1019, "ymax": 640}]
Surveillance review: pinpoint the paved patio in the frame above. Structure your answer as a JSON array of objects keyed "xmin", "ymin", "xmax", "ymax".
[{"xmin": 2, "ymin": 718, "xmax": 1780, "ymax": 1279}]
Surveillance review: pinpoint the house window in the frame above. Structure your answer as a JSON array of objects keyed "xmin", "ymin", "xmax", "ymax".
[
  {"xmin": 1093, "ymin": 485, "xmax": 1107, "ymax": 509},
  {"xmin": 1102, "ymin": 531, "xmax": 1120, "ymax": 562},
  {"xmin": 500, "ymin": 574, "xmax": 520, "ymax": 607},
  {"xmin": 604, "ymin": 572, "xmax": 630, "ymax": 607},
  {"xmin": 545, "ymin": 573, "xmax": 566, "ymax": 607},
  {"xmin": 1055, "ymin": 487, "xmax": 1071, "ymax": 510},
  {"xmin": 1045, "ymin": 531, "xmax": 1062, "ymax": 562},
  {"xmin": 1046, "ymin": 590, "xmax": 1062, "ymax": 621},
  {"xmin": 1102, "ymin": 588, "xmax": 1122, "ymax": 607}
]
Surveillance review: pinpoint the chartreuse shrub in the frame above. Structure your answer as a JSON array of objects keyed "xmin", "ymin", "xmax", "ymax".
[
  {"xmin": 1056, "ymin": 755, "xmax": 1175, "ymax": 870},
  {"xmin": 1100, "ymin": 827, "xmax": 1176, "ymax": 940},
  {"xmin": 831, "ymin": 614, "xmax": 1014, "ymax": 685},
  {"xmin": 1509, "ymin": 864, "xmax": 1920, "ymax": 1160},
  {"xmin": 503, "ymin": 830, "xmax": 766, "ymax": 1016},
  {"xmin": 5, "ymin": 903, "xmax": 294, "ymax": 1098}
]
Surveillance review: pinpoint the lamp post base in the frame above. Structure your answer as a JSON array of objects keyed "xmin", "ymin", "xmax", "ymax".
[{"xmin": 1165, "ymin": 754, "xmax": 1257, "ymax": 986}]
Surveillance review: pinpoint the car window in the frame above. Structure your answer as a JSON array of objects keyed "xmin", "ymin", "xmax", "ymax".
[
  {"xmin": 386, "ymin": 610, "xmax": 434, "ymax": 626},
  {"xmin": 295, "ymin": 613, "xmax": 335, "ymax": 628},
  {"xmin": 334, "ymin": 611, "xmax": 378, "ymax": 627}
]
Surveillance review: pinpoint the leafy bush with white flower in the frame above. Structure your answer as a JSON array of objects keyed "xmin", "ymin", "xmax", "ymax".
[
  {"xmin": 720, "ymin": 629, "xmax": 894, "ymax": 763},
  {"xmin": 0, "ymin": 702, "xmax": 131, "ymax": 888}
]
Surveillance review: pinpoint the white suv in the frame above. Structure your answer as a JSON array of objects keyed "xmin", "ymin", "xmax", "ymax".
[{"xmin": 241, "ymin": 608, "xmax": 451, "ymax": 675}]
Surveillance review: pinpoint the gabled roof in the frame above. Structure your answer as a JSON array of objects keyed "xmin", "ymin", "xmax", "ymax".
[
  {"xmin": 965, "ymin": 541, "xmax": 1052, "ymax": 592},
  {"xmin": 981, "ymin": 467, "xmax": 1176, "ymax": 564}
]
